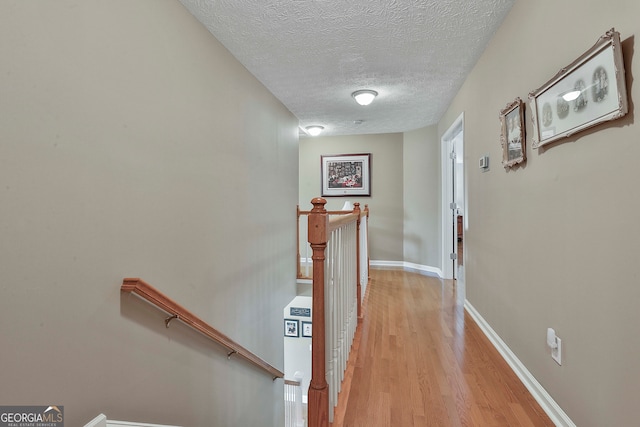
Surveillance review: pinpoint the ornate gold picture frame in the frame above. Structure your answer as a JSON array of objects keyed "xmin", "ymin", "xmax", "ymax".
[
  {"xmin": 500, "ymin": 97, "xmax": 526, "ymax": 169},
  {"xmin": 529, "ymin": 28, "xmax": 628, "ymax": 148}
]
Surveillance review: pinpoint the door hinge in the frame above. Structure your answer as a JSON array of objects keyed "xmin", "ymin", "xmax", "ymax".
[
  {"xmin": 450, "ymin": 253, "xmax": 457, "ymax": 260},
  {"xmin": 450, "ymin": 152, "xmax": 456, "ymax": 160},
  {"xmin": 450, "ymin": 202, "xmax": 457, "ymax": 210}
]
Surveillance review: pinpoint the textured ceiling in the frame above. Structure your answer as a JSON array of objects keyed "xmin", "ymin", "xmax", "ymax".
[{"xmin": 179, "ymin": 0, "xmax": 515, "ymax": 137}]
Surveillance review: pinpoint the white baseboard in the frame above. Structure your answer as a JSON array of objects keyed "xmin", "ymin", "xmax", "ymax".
[
  {"xmin": 303, "ymin": 258, "xmax": 443, "ymax": 278},
  {"xmin": 84, "ymin": 414, "xmax": 183, "ymax": 427},
  {"xmin": 464, "ymin": 301, "xmax": 576, "ymax": 427},
  {"xmin": 370, "ymin": 260, "xmax": 404, "ymax": 269},
  {"xmin": 402, "ymin": 261, "xmax": 443, "ymax": 278},
  {"xmin": 369, "ymin": 260, "xmax": 443, "ymax": 278}
]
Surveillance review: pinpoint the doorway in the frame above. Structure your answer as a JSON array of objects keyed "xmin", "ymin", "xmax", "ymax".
[{"xmin": 441, "ymin": 114, "xmax": 465, "ymax": 300}]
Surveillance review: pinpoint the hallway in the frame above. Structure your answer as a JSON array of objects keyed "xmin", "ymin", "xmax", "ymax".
[{"xmin": 330, "ymin": 269, "xmax": 554, "ymax": 427}]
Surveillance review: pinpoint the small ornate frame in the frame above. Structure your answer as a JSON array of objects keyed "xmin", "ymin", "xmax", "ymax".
[{"xmin": 500, "ymin": 97, "xmax": 526, "ymax": 169}]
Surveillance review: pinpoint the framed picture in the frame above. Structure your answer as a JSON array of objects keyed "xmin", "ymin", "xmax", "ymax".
[
  {"xmin": 529, "ymin": 28, "xmax": 628, "ymax": 148},
  {"xmin": 500, "ymin": 97, "xmax": 526, "ymax": 169},
  {"xmin": 321, "ymin": 153, "xmax": 371, "ymax": 197},
  {"xmin": 301, "ymin": 321, "xmax": 312, "ymax": 338},
  {"xmin": 284, "ymin": 319, "xmax": 299, "ymax": 337}
]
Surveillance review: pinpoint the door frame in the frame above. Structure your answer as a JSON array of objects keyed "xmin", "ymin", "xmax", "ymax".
[{"xmin": 441, "ymin": 113, "xmax": 465, "ymax": 280}]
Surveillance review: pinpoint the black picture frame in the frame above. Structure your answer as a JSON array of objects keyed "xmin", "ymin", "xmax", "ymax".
[
  {"xmin": 301, "ymin": 321, "xmax": 312, "ymax": 338},
  {"xmin": 321, "ymin": 153, "xmax": 371, "ymax": 197},
  {"xmin": 284, "ymin": 319, "xmax": 299, "ymax": 337}
]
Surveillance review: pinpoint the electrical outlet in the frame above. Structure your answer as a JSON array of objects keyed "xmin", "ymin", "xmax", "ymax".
[{"xmin": 551, "ymin": 337, "xmax": 562, "ymax": 365}]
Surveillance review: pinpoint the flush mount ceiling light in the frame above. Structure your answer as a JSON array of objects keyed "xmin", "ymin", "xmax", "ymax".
[
  {"xmin": 351, "ymin": 89, "xmax": 378, "ymax": 106},
  {"xmin": 305, "ymin": 125, "xmax": 324, "ymax": 136}
]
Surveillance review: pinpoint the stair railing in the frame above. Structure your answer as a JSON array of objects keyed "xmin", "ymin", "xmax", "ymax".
[
  {"xmin": 297, "ymin": 204, "xmax": 369, "ymax": 283},
  {"xmin": 121, "ymin": 278, "xmax": 283, "ymax": 380},
  {"xmin": 306, "ymin": 198, "xmax": 369, "ymax": 427},
  {"xmin": 284, "ymin": 372, "xmax": 305, "ymax": 427}
]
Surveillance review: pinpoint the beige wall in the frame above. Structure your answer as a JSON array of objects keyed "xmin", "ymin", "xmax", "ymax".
[
  {"xmin": 439, "ymin": 1, "xmax": 640, "ymax": 425},
  {"xmin": 402, "ymin": 126, "xmax": 441, "ymax": 269},
  {"xmin": 298, "ymin": 128, "xmax": 441, "ymax": 269},
  {"xmin": 0, "ymin": 1, "xmax": 298, "ymax": 426},
  {"xmin": 299, "ymin": 133, "xmax": 404, "ymax": 262},
  {"xmin": 5, "ymin": 0, "xmax": 638, "ymax": 425}
]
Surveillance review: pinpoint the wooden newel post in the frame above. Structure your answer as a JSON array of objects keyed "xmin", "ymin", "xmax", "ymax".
[
  {"xmin": 354, "ymin": 202, "xmax": 363, "ymax": 321},
  {"xmin": 307, "ymin": 197, "xmax": 329, "ymax": 427}
]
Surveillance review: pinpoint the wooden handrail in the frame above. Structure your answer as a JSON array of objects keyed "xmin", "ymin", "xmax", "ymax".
[
  {"xmin": 299, "ymin": 209, "xmax": 366, "ymax": 216},
  {"xmin": 327, "ymin": 212, "xmax": 358, "ymax": 233},
  {"xmin": 297, "ymin": 205, "xmax": 370, "ymax": 280},
  {"xmin": 121, "ymin": 278, "xmax": 284, "ymax": 380}
]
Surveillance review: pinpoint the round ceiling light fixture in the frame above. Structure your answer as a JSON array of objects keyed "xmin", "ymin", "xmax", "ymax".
[
  {"xmin": 305, "ymin": 125, "xmax": 324, "ymax": 136},
  {"xmin": 352, "ymin": 89, "xmax": 378, "ymax": 106}
]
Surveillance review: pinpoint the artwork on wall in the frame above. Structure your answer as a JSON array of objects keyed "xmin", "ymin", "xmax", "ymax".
[
  {"xmin": 301, "ymin": 321, "xmax": 312, "ymax": 338},
  {"xmin": 500, "ymin": 97, "xmax": 526, "ymax": 169},
  {"xmin": 529, "ymin": 28, "xmax": 628, "ymax": 148},
  {"xmin": 284, "ymin": 319, "xmax": 299, "ymax": 337},
  {"xmin": 321, "ymin": 153, "xmax": 371, "ymax": 197}
]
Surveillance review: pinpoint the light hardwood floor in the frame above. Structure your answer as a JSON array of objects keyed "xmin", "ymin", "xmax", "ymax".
[{"xmin": 330, "ymin": 269, "xmax": 554, "ymax": 427}]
